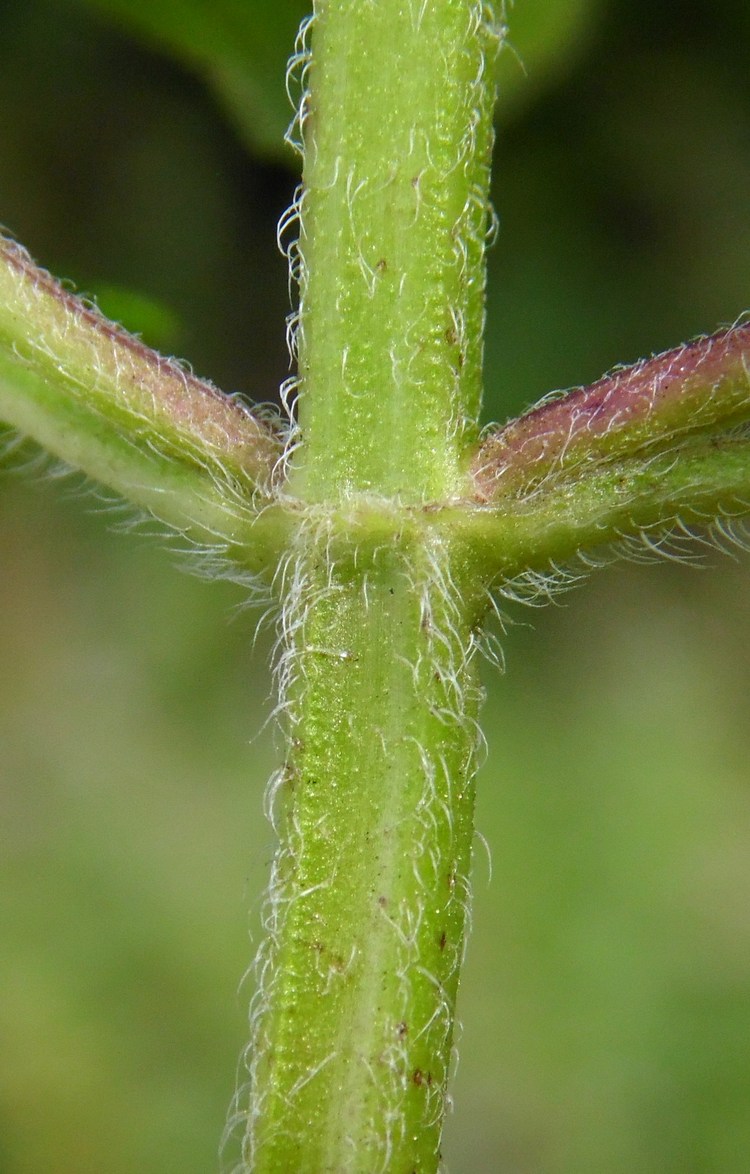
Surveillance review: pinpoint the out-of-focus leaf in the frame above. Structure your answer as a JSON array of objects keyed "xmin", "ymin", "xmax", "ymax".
[
  {"xmin": 75, "ymin": 0, "xmax": 602, "ymax": 160},
  {"xmin": 75, "ymin": 0, "xmax": 310, "ymax": 157},
  {"xmin": 87, "ymin": 283, "xmax": 183, "ymax": 352},
  {"xmin": 496, "ymin": 0, "xmax": 603, "ymax": 117}
]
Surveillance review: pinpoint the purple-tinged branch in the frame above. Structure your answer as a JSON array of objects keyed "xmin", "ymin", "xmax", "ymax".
[
  {"xmin": 472, "ymin": 321, "xmax": 750, "ymax": 503},
  {"xmin": 0, "ymin": 233, "xmax": 293, "ymax": 575},
  {"xmin": 0, "ymin": 234, "xmax": 283, "ymax": 492}
]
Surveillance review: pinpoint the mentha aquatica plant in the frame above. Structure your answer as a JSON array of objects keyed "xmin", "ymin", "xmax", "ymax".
[{"xmin": 1, "ymin": 2, "xmax": 749, "ymax": 1170}]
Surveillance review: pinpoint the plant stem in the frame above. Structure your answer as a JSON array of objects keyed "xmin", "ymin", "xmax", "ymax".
[
  {"xmin": 3, "ymin": 6, "xmax": 750, "ymax": 1170},
  {"xmin": 290, "ymin": 0, "xmax": 499, "ymax": 502},
  {"xmin": 473, "ymin": 320, "xmax": 750, "ymax": 502},
  {"xmin": 249, "ymin": 528, "xmax": 483, "ymax": 1170},
  {"xmin": 0, "ymin": 235, "xmax": 286, "ymax": 572},
  {"xmin": 246, "ymin": 2, "xmax": 500, "ymax": 1168}
]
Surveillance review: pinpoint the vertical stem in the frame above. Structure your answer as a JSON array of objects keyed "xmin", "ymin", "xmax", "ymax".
[
  {"xmin": 245, "ymin": 1, "xmax": 499, "ymax": 1169},
  {"xmin": 249, "ymin": 530, "xmax": 483, "ymax": 1170},
  {"xmin": 291, "ymin": 0, "xmax": 500, "ymax": 502}
]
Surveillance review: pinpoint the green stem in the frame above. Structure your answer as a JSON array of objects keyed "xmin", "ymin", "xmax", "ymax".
[
  {"xmin": 291, "ymin": 0, "xmax": 499, "ymax": 501},
  {"xmin": 453, "ymin": 437, "xmax": 750, "ymax": 582},
  {"xmin": 0, "ymin": 235, "xmax": 287, "ymax": 573},
  {"xmin": 249, "ymin": 528, "xmax": 482, "ymax": 1170},
  {"xmin": 5, "ymin": 5, "xmax": 750, "ymax": 1168},
  {"xmin": 247, "ymin": 1, "xmax": 500, "ymax": 1168}
]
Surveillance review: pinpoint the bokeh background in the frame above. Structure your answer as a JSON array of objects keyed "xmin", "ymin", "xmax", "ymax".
[{"xmin": 1, "ymin": 1, "xmax": 750, "ymax": 1170}]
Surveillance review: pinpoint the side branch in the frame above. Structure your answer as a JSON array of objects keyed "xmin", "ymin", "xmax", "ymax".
[
  {"xmin": 0, "ymin": 234, "xmax": 288, "ymax": 572},
  {"xmin": 459, "ymin": 436, "xmax": 750, "ymax": 583},
  {"xmin": 472, "ymin": 321, "xmax": 750, "ymax": 502}
]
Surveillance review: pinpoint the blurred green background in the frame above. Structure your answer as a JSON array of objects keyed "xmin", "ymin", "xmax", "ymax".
[{"xmin": 1, "ymin": 1, "xmax": 750, "ymax": 1170}]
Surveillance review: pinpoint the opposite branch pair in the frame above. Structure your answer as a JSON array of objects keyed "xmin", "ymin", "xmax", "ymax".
[{"xmin": 2, "ymin": 233, "xmax": 750, "ymax": 594}]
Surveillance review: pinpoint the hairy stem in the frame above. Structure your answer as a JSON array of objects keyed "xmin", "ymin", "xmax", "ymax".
[
  {"xmin": 473, "ymin": 320, "xmax": 750, "ymax": 502},
  {"xmin": 0, "ymin": 235, "xmax": 287, "ymax": 571},
  {"xmin": 246, "ymin": 1, "xmax": 500, "ymax": 1168},
  {"xmin": 290, "ymin": 0, "xmax": 500, "ymax": 501},
  {"xmin": 4, "ymin": 5, "xmax": 750, "ymax": 1169},
  {"xmin": 248, "ymin": 529, "xmax": 482, "ymax": 1170}
]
